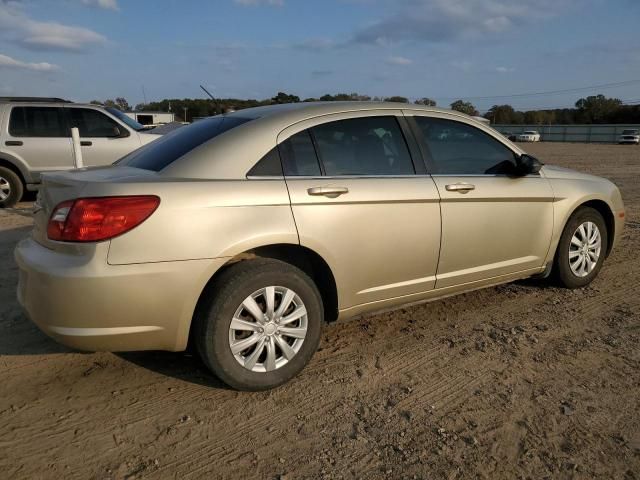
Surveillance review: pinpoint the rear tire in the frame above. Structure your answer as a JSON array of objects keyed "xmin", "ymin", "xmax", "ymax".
[
  {"xmin": 553, "ymin": 207, "xmax": 608, "ymax": 289},
  {"xmin": 194, "ymin": 258, "xmax": 323, "ymax": 391},
  {"xmin": 0, "ymin": 166, "xmax": 23, "ymax": 208}
]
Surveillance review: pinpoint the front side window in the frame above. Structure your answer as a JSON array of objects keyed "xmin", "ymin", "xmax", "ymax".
[
  {"xmin": 67, "ymin": 108, "xmax": 122, "ymax": 137},
  {"xmin": 311, "ymin": 116, "xmax": 414, "ymax": 176},
  {"xmin": 414, "ymin": 117, "xmax": 518, "ymax": 175},
  {"xmin": 9, "ymin": 106, "xmax": 67, "ymax": 137}
]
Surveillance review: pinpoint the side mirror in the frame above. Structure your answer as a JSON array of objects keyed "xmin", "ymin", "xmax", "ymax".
[
  {"xmin": 516, "ymin": 154, "xmax": 543, "ymax": 175},
  {"xmin": 111, "ymin": 126, "xmax": 129, "ymax": 138}
]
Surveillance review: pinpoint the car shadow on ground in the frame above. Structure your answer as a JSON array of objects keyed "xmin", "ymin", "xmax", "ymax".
[{"xmin": 117, "ymin": 351, "xmax": 234, "ymax": 390}]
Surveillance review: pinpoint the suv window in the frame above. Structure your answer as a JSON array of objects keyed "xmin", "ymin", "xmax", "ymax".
[
  {"xmin": 311, "ymin": 116, "xmax": 414, "ymax": 176},
  {"xmin": 67, "ymin": 108, "xmax": 122, "ymax": 137},
  {"xmin": 279, "ymin": 130, "xmax": 322, "ymax": 176},
  {"xmin": 118, "ymin": 116, "xmax": 252, "ymax": 171},
  {"xmin": 9, "ymin": 106, "xmax": 67, "ymax": 137},
  {"xmin": 414, "ymin": 117, "xmax": 518, "ymax": 175}
]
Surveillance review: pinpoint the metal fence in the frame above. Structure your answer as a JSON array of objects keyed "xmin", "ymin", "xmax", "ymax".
[{"xmin": 491, "ymin": 124, "xmax": 640, "ymax": 143}]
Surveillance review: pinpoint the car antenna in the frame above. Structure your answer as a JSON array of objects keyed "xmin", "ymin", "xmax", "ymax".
[{"xmin": 200, "ymin": 85, "xmax": 215, "ymax": 100}]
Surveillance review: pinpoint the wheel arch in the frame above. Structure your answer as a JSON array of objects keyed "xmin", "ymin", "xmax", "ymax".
[
  {"xmin": 578, "ymin": 199, "xmax": 615, "ymax": 257},
  {"xmin": 188, "ymin": 243, "xmax": 339, "ymax": 349}
]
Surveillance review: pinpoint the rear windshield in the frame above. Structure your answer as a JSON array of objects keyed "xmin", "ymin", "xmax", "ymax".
[{"xmin": 117, "ymin": 116, "xmax": 252, "ymax": 171}]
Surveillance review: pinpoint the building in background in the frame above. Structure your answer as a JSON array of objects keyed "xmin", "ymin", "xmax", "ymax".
[{"xmin": 125, "ymin": 111, "xmax": 175, "ymax": 127}]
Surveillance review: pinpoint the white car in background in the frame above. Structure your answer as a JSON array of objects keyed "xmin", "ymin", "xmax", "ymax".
[
  {"xmin": 517, "ymin": 130, "xmax": 541, "ymax": 142},
  {"xmin": 618, "ymin": 129, "xmax": 640, "ymax": 145}
]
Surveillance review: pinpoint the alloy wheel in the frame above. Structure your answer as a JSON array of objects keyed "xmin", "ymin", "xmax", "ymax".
[
  {"xmin": 228, "ymin": 286, "xmax": 308, "ymax": 373},
  {"xmin": 0, "ymin": 176, "xmax": 10, "ymax": 202},
  {"xmin": 568, "ymin": 221, "xmax": 602, "ymax": 278}
]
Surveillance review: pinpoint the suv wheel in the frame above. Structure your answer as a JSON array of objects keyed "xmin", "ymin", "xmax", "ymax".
[
  {"xmin": 0, "ymin": 167, "xmax": 23, "ymax": 208},
  {"xmin": 194, "ymin": 258, "xmax": 323, "ymax": 391},
  {"xmin": 553, "ymin": 207, "xmax": 607, "ymax": 288}
]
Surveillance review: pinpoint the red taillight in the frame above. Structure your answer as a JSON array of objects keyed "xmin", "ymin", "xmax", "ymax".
[{"xmin": 47, "ymin": 196, "xmax": 160, "ymax": 242}]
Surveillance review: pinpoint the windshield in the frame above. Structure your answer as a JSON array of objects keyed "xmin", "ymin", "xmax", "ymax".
[
  {"xmin": 523, "ymin": 131, "xmax": 537, "ymax": 134},
  {"xmin": 622, "ymin": 129, "xmax": 639, "ymax": 135},
  {"xmin": 105, "ymin": 107, "xmax": 145, "ymax": 131}
]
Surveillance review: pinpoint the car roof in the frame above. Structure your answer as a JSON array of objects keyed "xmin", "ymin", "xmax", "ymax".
[
  {"xmin": 226, "ymin": 101, "xmax": 462, "ymax": 124},
  {"xmin": 0, "ymin": 99, "xmax": 108, "ymax": 109}
]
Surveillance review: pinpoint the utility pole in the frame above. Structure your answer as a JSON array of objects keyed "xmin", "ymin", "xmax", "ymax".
[{"xmin": 183, "ymin": 107, "xmax": 188, "ymax": 123}]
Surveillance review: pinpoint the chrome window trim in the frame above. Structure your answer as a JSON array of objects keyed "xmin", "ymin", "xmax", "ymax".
[{"xmin": 247, "ymin": 173, "xmax": 541, "ymax": 179}]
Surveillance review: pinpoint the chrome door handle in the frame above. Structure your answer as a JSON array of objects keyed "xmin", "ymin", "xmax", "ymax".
[
  {"xmin": 445, "ymin": 183, "xmax": 475, "ymax": 193},
  {"xmin": 307, "ymin": 186, "xmax": 349, "ymax": 198}
]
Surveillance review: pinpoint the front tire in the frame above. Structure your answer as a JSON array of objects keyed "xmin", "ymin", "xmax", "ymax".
[
  {"xmin": 0, "ymin": 167, "xmax": 23, "ymax": 208},
  {"xmin": 553, "ymin": 207, "xmax": 608, "ymax": 289},
  {"xmin": 194, "ymin": 258, "xmax": 323, "ymax": 391}
]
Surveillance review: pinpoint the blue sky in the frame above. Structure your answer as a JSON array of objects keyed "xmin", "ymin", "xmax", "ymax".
[{"xmin": 1, "ymin": 0, "xmax": 639, "ymax": 112}]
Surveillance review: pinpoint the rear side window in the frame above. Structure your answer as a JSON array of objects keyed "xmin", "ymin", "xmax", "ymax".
[
  {"xmin": 279, "ymin": 130, "xmax": 322, "ymax": 176},
  {"xmin": 119, "ymin": 116, "xmax": 252, "ymax": 171},
  {"xmin": 9, "ymin": 106, "xmax": 67, "ymax": 137},
  {"xmin": 67, "ymin": 108, "xmax": 121, "ymax": 137},
  {"xmin": 247, "ymin": 147, "xmax": 283, "ymax": 177},
  {"xmin": 311, "ymin": 116, "xmax": 414, "ymax": 176},
  {"xmin": 414, "ymin": 117, "xmax": 518, "ymax": 175}
]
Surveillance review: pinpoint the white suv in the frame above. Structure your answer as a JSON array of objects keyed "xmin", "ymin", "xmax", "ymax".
[
  {"xmin": 0, "ymin": 97, "xmax": 161, "ymax": 207},
  {"xmin": 618, "ymin": 129, "xmax": 640, "ymax": 145}
]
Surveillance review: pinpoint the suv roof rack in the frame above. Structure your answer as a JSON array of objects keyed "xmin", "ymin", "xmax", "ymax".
[{"xmin": 0, "ymin": 97, "xmax": 72, "ymax": 103}]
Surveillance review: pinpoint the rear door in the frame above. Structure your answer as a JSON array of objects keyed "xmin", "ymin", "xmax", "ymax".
[
  {"xmin": 280, "ymin": 111, "xmax": 442, "ymax": 310},
  {"xmin": 406, "ymin": 112, "xmax": 554, "ymax": 288},
  {"xmin": 66, "ymin": 107, "xmax": 140, "ymax": 166},
  {"xmin": 4, "ymin": 105, "xmax": 73, "ymax": 175}
]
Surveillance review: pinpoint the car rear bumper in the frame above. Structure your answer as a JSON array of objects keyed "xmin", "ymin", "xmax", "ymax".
[{"xmin": 15, "ymin": 237, "xmax": 225, "ymax": 352}]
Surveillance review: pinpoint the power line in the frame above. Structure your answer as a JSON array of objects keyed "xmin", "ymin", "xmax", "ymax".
[{"xmin": 440, "ymin": 79, "xmax": 640, "ymax": 102}]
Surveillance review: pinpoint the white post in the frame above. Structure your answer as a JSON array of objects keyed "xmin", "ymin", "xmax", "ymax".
[{"xmin": 71, "ymin": 127, "xmax": 84, "ymax": 168}]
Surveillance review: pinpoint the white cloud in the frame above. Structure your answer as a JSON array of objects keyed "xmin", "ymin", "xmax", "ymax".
[
  {"xmin": 496, "ymin": 66, "xmax": 515, "ymax": 73},
  {"xmin": 0, "ymin": 3, "xmax": 107, "ymax": 52},
  {"xmin": 80, "ymin": 0, "xmax": 119, "ymax": 11},
  {"xmin": 234, "ymin": 0, "xmax": 284, "ymax": 6},
  {"xmin": 386, "ymin": 55, "xmax": 412, "ymax": 66},
  {"xmin": 0, "ymin": 53, "xmax": 59, "ymax": 71},
  {"xmin": 350, "ymin": 0, "xmax": 575, "ymax": 45}
]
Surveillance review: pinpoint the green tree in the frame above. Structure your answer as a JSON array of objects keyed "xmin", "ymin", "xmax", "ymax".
[
  {"xmin": 450, "ymin": 100, "xmax": 478, "ymax": 116},
  {"xmin": 485, "ymin": 105, "xmax": 518, "ymax": 124},
  {"xmin": 271, "ymin": 92, "xmax": 300, "ymax": 104},
  {"xmin": 575, "ymin": 94, "xmax": 623, "ymax": 123},
  {"xmin": 114, "ymin": 97, "xmax": 131, "ymax": 111},
  {"xmin": 414, "ymin": 97, "xmax": 436, "ymax": 106},
  {"xmin": 384, "ymin": 96, "xmax": 409, "ymax": 103}
]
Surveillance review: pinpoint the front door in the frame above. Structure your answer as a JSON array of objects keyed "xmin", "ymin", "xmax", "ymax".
[
  {"xmin": 406, "ymin": 112, "xmax": 554, "ymax": 288},
  {"xmin": 279, "ymin": 112, "xmax": 442, "ymax": 310},
  {"xmin": 66, "ymin": 107, "xmax": 139, "ymax": 166}
]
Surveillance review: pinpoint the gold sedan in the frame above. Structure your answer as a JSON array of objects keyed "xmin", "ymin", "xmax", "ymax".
[{"xmin": 15, "ymin": 102, "xmax": 625, "ymax": 390}]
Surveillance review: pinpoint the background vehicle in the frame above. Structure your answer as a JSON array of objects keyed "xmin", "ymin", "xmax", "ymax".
[
  {"xmin": 517, "ymin": 130, "xmax": 541, "ymax": 142},
  {"xmin": 502, "ymin": 131, "xmax": 518, "ymax": 142},
  {"xmin": 618, "ymin": 129, "xmax": 640, "ymax": 144},
  {"xmin": 0, "ymin": 97, "xmax": 161, "ymax": 207},
  {"xmin": 15, "ymin": 102, "xmax": 625, "ymax": 391}
]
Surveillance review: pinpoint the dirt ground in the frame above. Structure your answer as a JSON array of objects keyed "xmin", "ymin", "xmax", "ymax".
[{"xmin": 1, "ymin": 142, "xmax": 639, "ymax": 480}]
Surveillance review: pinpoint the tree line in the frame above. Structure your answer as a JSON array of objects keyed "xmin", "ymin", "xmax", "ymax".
[{"xmin": 91, "ymin": 93, "xmax": 640, "ymax": 124}]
